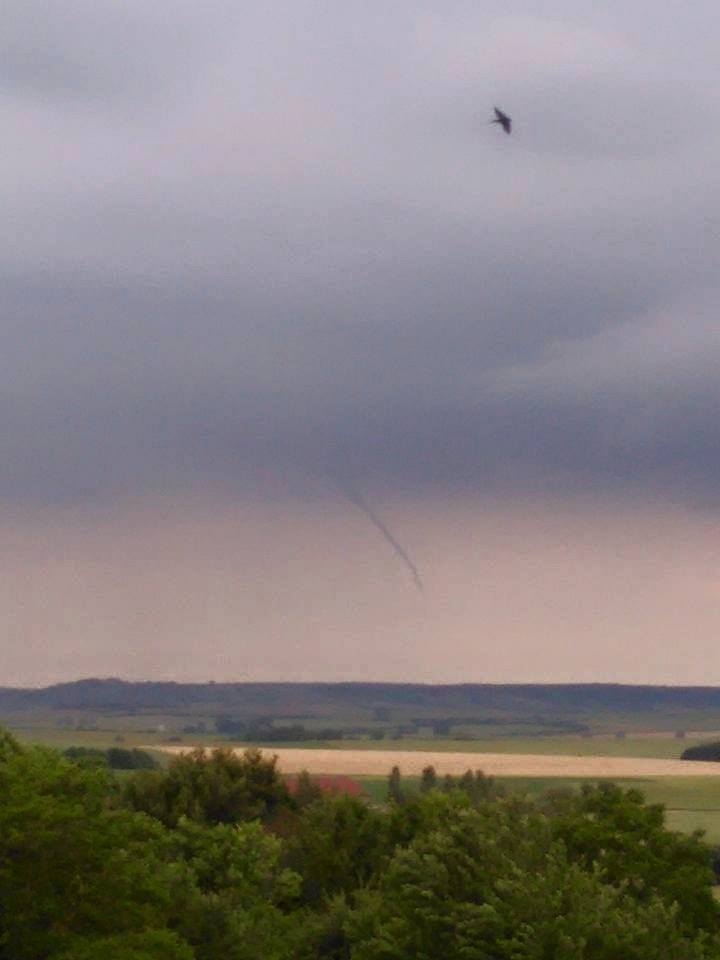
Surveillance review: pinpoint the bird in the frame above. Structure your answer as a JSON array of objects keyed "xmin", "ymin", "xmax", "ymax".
[{"xmin": 490, "ymin": 106, "xmax": 511, "ymax": 134}]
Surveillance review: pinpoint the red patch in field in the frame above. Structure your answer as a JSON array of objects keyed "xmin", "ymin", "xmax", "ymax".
[{"xmin": 286, "ymin": 774, "xmax": 363, "ymax": 796}]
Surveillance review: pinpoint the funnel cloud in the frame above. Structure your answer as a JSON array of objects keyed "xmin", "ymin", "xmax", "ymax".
[{"xmin": 332, "ymin": 476, "xmax": 424, "ymax": 593}]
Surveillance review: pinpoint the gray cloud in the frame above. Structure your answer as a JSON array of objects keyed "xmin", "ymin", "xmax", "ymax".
[{"xmin": 2, "ymin": 1, "xmax": 720, "ymax": 509}]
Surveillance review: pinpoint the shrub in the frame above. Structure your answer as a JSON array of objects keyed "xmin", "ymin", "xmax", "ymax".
[{"xmin": 681, "ymin": 742, "xmax": 720, "ymax": 762}]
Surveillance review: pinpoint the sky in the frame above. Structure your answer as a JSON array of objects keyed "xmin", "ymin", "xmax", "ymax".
[{"xmin": 3, "ymin": 1, "xmax": 720, "ymax": 686}]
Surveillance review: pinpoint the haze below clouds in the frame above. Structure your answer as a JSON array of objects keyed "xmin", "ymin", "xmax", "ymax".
[{"xmin": 3, "ymin": 1, "xmax": 720, "ymax": 685}]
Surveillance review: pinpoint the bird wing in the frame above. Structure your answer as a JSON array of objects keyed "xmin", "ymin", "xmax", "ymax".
[{"xmin": 494, "ymin": 107, "xmax": 509, "ymax": 122}]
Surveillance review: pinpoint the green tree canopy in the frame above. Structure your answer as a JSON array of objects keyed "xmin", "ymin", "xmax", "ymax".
[
  {"xmin": 284, "ymin": 794, "xmax": 388, "ymax": 904},
  {"xmin": 347, "ymin": 796, "xmax": 719, "ymax": 960},
  {"xmin": 0, "ymin": 745, "xmax": 190, "ymax": 960},
  {"xmin": 1, "ymin": 729, "xmax": 718, "ymax": 960},
  {"xmin": 546, "ymin": 782, "xmax": 719, "ymax": 933},
  {"xmin": 123, "ymin": 747, "xmax": 291, "ymax": 827}
]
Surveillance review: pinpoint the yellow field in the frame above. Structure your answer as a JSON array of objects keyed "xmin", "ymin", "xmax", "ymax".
[{"xmin": 154, "ymin": 745, "xmax": 720, "ymax": 778}]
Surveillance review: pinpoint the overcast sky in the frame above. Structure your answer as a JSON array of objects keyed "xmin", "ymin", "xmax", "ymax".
[{"xmin": 3, "ymin": 1, "xmax": 720, "ymax": 686}]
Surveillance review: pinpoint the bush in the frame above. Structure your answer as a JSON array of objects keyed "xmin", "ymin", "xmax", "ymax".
[
  {"xmin": 123, "ymin": 747, "xmax": 292, "ymax": 827},
  {"xmin": 107, "ymin": 747, "xmax": 159, "ymax": 770},
  {"xmin": 63, "ymin": 746, "xmax": 159, "ymax": 770},
  {"xmin": 681, "ymin": 742, "xmax": 720, "ymax": 762},
  {"xmin": 63, "ymin": 746, "xmax": 109, "ymax": 768}
]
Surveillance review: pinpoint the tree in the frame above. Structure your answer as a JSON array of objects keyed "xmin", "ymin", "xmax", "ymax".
[
  {"xmin": 106, "ymin": 747, "xmax": 159, "ymax": 769},
  {"xmin": 682, "ymin": 742, "xmax": 720, "ymax": 762},
  {"xmin": 0, "ymin": 727, "xmax": 21, "ymax": 762},
  {"xmin": 420, "ymin": 765, "xmax": 437, "ymax": 792},
  {"xmin": 346, "ymin": 798, "xmax": 718, "ymax": 960},
  {"xmin": 0, "ymin": 734, "xmax": 301, "ymax": 960},
  {"xmin": 385, "ymin": 788, "xmax": 481, "ymax": 851},
  {"xmin": 123, "ymin": 747, "xmax": 292, "ymax": 827},
  {"xmin": 421, "ymin": 768, "xmax": 503, "ymax": 803},
  {"xmin": 0, "ymin": 744, "xmax": 191, "ymax": 960},
  {"xmin": 293, "ymin": 770, "xmax": 324, "ymax": 809},
  {"xmin": 55, "ymin": 931, "xmax": 194, "ymax": 960},
  {"xmin": 284, "ymin": 794, "xmax": 387, "ymax": 904},
  {"xmin": 167, "ymin": 818, "xmax": 302, "ymax": 960},
  {"xmin": 63, "ymin": 746, "xmax": 108, "ymax": 768},
  {"xmin": 546, "ymin": 782, "xmax": 719, "ymax": 934},
  {"xmin": 387, "ymin": 765, "xmax": 403, "ymax": 804}
]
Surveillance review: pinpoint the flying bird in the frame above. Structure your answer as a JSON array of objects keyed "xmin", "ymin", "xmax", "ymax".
[{"xmin": 491, "ymin": 106, "xmax": 511, "ymax": 134}]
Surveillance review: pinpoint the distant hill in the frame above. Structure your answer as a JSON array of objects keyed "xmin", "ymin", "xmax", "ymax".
[{"xmin": 3, "ymin": 678, "xmax": 720, "ymax": 723}]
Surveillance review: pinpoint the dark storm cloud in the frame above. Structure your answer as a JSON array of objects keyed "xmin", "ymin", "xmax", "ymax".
[{"xmin": 3, "ymin": 1, "xmax": 720, "ymax": 506}]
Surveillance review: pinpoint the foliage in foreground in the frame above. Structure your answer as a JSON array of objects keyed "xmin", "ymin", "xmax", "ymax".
[
  {"xmin": 63, "ymin": 745, "xmax": 160, "ymax": 769},
  {"xmin": 0, "ymin": 730, "xmax": 719, "ymax": 959}
]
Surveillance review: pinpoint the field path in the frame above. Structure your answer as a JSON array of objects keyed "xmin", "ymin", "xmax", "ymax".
[{"xmin": 154, "ymin": 746, "xmax": 720, "ymax": 778}]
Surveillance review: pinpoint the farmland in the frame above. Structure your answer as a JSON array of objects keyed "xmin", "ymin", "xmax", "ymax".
[
  {"xmin": 155, "ymin": 744, "xmax": 720, "ymax": 778},
  {"xmin": 149, "ymin": 744, "xmax": 720, "ymax": 842},
  {"xmin": 6, "ymin": 679, "xmax": 720, "ymax": 842}
]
